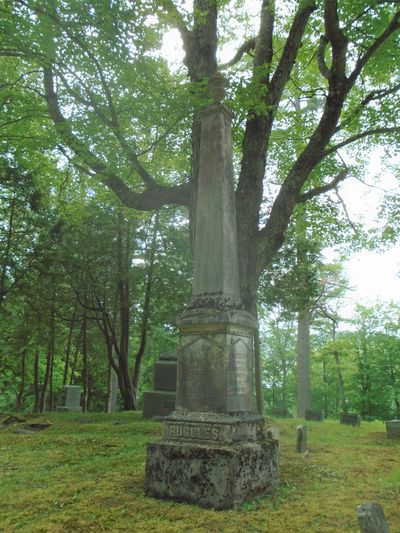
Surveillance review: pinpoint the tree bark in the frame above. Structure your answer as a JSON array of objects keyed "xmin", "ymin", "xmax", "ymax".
[
  {"xmin": 15, "ymin": 347, "xmax": 27, "ymax": 412},
  {"xmin": 297, "ymin": 308, "xmax": 311, "ymax": 418},
  {"xmin": 132, "ymin": 214, "xmax": 158, "ymax": 400},
  {"xmin": 39, "ymin": 302, "xmax": 55, "ymax": 413}
]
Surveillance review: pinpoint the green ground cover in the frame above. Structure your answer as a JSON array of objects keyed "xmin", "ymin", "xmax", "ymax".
[{"xmin": 0, "ymin": 413, "xmax": 399, "ymax": 532}]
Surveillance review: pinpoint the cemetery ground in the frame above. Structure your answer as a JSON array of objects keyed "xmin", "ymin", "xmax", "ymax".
[{"xmin": 1, "ymin": 413, "xmax": 399, "ymax": 533}]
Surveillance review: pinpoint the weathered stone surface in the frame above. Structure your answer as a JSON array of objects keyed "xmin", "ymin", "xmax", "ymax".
[
  {"xmin": 56, "ymin": 385, "xmax": 82, "ymax": 412},
  {"xmin": 145, "ymin": 439, "xmax": 279, "ymax": 510},
  {"xmin": 266, "ymin": 426, "xmax": 280, "ymax": 455},
  {"xmin": 386, "ymin": 420, "xmax": 400, "ymax": 439},
  {"xmin": 357, "ymin": 502, "xmax": 390, "ymax": 533},
  {"xmin": 144, "ymin": 78, "xmax": 279, "ymax": 509},
  {"xmin": 266, "ymin": 426, "xmax": 280, "ymax": 441},
  {"xmin": 190, "ymin": 101, "xmax": 240, "ymax": 310},
  {"xmin": 142, "ymin": 354, "xmax": 177, "ymax": 418},
  {"xmin": 270, "ymin": 406, "xmax": 290, "ymax": 418},
  {"xmin": 154, "ymin": 355, "xmax": 177, "ymax": 392},
  {"xmin": 305, "ymin": 409, "xmax": 323, "ymax": 421},
  {"xmin": 175, "ymin": 309, "xmax": 256, "ymax": 414},
  {"xmin": 296, "ymin": 425, "xmax": 307, "ymax": 453},
  {"xmin": 340, "ymin": 412, "xmax": 361, "ymax": 427},
  {"xmin": 142, "ymin": 391, "xmax": 176, "ymax": 419},
  {"xmin": 163, "ymin": 411, "xmax": 264, "ymax": 445}
]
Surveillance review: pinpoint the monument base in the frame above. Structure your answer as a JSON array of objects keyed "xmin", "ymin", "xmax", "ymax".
[
  {"xmin": 142, "ymin": 391, "xmax": 176, "ymax": 419},
  {"xmin": 145, "ymin": 439, "xmax": 279, "ymax": 510}
]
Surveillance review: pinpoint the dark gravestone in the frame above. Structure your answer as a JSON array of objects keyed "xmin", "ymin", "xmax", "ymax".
[
  {"xmin": 142, "ymin": 354, "xmax": 177, "ymax": 419},
  {"xmin": 305, "ymin": 409, "xmax": 323, "ymax": 421},
  {"xmin": 296, "ymin": 425, "xmax": 307, "ymax": 453},
  {"xmin": 145, "ymin": 74, "xmax": 279, "ymax": 510},
  {"xmin": 340, "ymin": 412, "xmax": 361, "ymax": 427},
  {"xmin": 270, "ymin": 406, "xmax": 290, "ymax": 418},
  {"xmin": 357, "ymin": 502, "xmax": 390, "ymax": 533},
  {"xmin": 56, "ymin": 385, "xmax": 82, "ymax": 412},
  {"xmin": 386, "ymin": 420, "xmax": 400, "ymax": 439}
]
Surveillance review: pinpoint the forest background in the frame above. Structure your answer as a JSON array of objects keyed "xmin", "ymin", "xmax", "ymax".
[{"xmin": 1, "ymin": 0, "xmax": 400, "ymax": 420}]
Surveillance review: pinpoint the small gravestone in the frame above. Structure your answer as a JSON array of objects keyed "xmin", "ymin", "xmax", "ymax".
[
  {"xmin": 142, "ymin": 354, "xmax": 177, "ymax": 418},
  {"xmin": 267, "ymin": 427, "xmax": 280, "ymax": 454},
  {"xmin": 305, "ymin": 409, "xmax": 323, "ymax": 421},
  {"xmin": 296, "ymin": 425, "xmax": 307, "ymax": 453},
  {"xmin": 340, "ymin": 412, "xmax": 361, "ymax": 427},
  {"xmin": 56, "ymin": 385, "xmax": 82, "ymax": 412},
  {"xmin": 386, "ymin": 420, "xmax": 400, "ymax": 439},
  {"xmin": 357, "ymin": 502, "xmax": 390, "ymax": 533},
  {"xmin": 270, "ymin": 406, "xmax": 290, "ymax": 418}
]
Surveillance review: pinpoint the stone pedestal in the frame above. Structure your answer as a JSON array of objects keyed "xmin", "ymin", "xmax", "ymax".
[
  {"xmin": 56, "ymin": 385, "xmax": 82, "ymax": 412},
  {"xmin": 145, "ymin": 440, "xmax": 278, "ymax": 510},
  {"xmin": 145, "ymin": 309, "xmax": 279, "ymax": 508},
  {"xmin": 143, "ymin": 354, "xmax": 177, "ymax": 418}
]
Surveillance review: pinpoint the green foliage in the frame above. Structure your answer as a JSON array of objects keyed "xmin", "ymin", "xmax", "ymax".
[{"xmin": 262, "ymin": 301, "xmax": 400, "ymax": 420}]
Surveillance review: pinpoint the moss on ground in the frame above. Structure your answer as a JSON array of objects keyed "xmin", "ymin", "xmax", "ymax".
[{"xmin": 0, "ymin": 413, "xmax": 399, "ymax": 532}]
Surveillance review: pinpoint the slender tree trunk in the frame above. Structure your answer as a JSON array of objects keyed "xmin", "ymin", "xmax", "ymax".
[
  {"xmin": 322, "ymin": 354, "xmax": 328, "ymax": 418},
  {"xmin": 33, "ymin": 349, "xmax": 40, "ymax": 413},
  {"xmin": 69, "ymin": 324, "xmax": 83, "ymax": 385},
  {"xmin": 15, "ymin": 347, "xmax": 27, "ymax": 412},
  {"xmin": 63, "ymin": 297, "xmax": 78, "ymax": 385},
  {"xmin": 132, "ymin": 214, "xmax": 158, "ymax": 400},
  {"xmin": 297, "ymin": 308, "xmax": 311, "ymax": 417},
  {"xmin": 82, "ymin": 311, "xmax": 89, "ymax": 412},
  {"xmin": 39, "ymin": 303, "xmax": 55, "ymax": 413},
  {"xmin": 117, "ymin": 212, "xmax": 135, "ymax": 410},
  {"xmin": 0, "ymin": 196, "xmax": 15, "ymax": 305},
  {"xmin": 333, "ymin": 349, "xmax": 346, "ymax": 414},
  {"xmin": 107, "ymin": 365, "xmax": 118, "ymax": 413},
  {"xmin": 253, "ymin": 327, "xmax": 264, "ymax": 415}
]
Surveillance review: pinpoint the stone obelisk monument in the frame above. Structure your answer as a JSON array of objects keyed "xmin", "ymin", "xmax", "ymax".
[{"xmin": 145, "ymin": 74, "xmax": 279, "ymax": 510}]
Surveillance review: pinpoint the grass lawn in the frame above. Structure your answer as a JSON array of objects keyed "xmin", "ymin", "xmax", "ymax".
[{"xmin": 0, "ymin": 412, "xmax": 399, "ymax": 532}]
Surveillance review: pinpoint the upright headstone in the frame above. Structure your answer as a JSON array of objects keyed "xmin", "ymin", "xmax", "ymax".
[
  {"xmin": 340, "ymin": 412, "xmax": 361, "ymax": 427},
  {"xmin": 143, "ymin": 354, "xmax": 177, "ymax": 418},
  {"xmin": 386, "ymin": 420, "xmax": 400, "ymax": 439},
  {"xmin": 270, "ymin": 406, "xmax": 290, "ymax": 418},
  {"xmin": 305, "ymin": 409, "xmax": 323, "ymax": 421},
  {"xmin": 145, "ymin": 74, "xmax": 279, "ymax": 510},
  {"xmin": 296, "ymin": 425, "xmax": 307, "ymax": 453},
  {"xmin": 357, "ymin": 502, "xmax": 390, "ymax": 533},
  {"xmin": 107, "ymin": 368, "xmax": 118, "ymax": 413},
  {"xmin": 56, "ymin": 385, "xmax": 82, "ymax": 412}
]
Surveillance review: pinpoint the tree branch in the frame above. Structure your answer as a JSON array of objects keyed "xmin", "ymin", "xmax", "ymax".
[
  {"xmin": 43, "ymin": 66, "xmax": 190, "ymax": 210},
  {"xmin": 324, "ymin": 126, "xmax": 400, "ymax": 156},
  {"xmin": 298, "ymin": 168, "xmax": 350, "ymax": 202},
  {"xmin": 335, "ymin": 82, "xmax": 400, "ymax": 133},
  {"xmin": 220, "ymin": 37, "xmax": 256, "ymax": 69},
  {"xmin": 317, "ymin": 35, "xmax": 330, "ymax": 79},
  {"xmin": 270, "ymin": 0, "xmax": 317, "ymax": 104},
  {"xmin": 348, "ymin": 10, "xmax": 400, "ymax": 85},
  {"xmin": 324, "ymin": 0, "xmax": 348, "ymax": 83}
]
